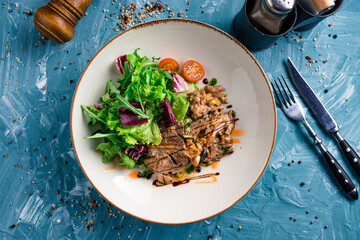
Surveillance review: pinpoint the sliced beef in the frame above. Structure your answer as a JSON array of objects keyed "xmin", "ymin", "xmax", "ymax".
[
  {"xmin": 145, "ymin": 122, "xmax": 187, "ymax": 177},
  {"xmin": 157, "ymin": 173, "xmax": 179, "ymax": 184},
  {"xmin": 188, "ymin": 112, "xmax": 233, "ymax": 137},
  {"xmin": 160, "ymin": 121, "xmax": 185, "ymax": 136},
  {"xmin": 158, "ymin": 166, "xmax": 184, "ymax": 175},
  {"xmin": 170, "ymin": 150, "xmax": 191, "ymax": 165},
  {"xmin": 145, "ymin": 156, "xmax": 180, "ymax": 172}
]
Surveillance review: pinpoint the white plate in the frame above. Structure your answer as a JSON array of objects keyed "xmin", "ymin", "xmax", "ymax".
[{"xmin": 71, "ymin": 19, "xmax": 276, "ymax": 225}]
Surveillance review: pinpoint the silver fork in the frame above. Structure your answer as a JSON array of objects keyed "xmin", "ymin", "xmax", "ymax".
[{"xmin": 272, "ymin": 75, "xmax": 358, "ymax": 200}]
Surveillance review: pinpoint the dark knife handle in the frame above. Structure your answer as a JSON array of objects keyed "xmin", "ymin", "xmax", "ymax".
[
  {"xmin": 338, "ymin": 139, "xmax": 360, "ymax": 177},
  {"xmin": 323, "ymin": 151, "xmax": 358, "ymax": 200},
  {"xmin": 333, "ymin": 132, "xmax": 360, "ymax": 179}
]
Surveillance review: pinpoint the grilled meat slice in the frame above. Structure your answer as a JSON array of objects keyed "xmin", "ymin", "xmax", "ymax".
[
  {"xmin": 170, "ymin": 150, "xmax": 191, "ymax": 166},
  {"xmin": 156, "ymin": 173, "xmax": 178, "ymax": 184},
  {"xmin": 145, "ymin": 156, "xmax": 180, "ymax": 172}
]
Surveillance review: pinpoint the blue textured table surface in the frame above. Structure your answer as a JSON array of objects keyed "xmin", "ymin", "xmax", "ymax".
[{"xmin": 1, "ymin": 0, "xmax": 360, "ymax": 239}]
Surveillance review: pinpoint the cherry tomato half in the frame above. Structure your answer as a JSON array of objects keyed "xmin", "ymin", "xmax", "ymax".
[
  {"xmin": 158, "ymin": 58, "xmax": 179, "ymax": 72},
  {"xmin": 182, "ymin": 60, "xmax": 205, "ymax": 82}
]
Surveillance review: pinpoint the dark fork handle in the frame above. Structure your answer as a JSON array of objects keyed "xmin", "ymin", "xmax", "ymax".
[
  {"xmin": 323, "ymin": 151, "xmax": 358, "ymax": 200},
  {"xmin": 333, "ymin": 132, "xmax": 360, "ymax": 179}
]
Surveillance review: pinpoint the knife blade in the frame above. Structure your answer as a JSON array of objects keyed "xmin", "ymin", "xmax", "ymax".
[
  {"xmin": 287, "ymin": 57, "xmax": 360, "ymax": 179},
  {"xmin": 287, "ymin": 58, "xmax": 338, "ymax": 133}
]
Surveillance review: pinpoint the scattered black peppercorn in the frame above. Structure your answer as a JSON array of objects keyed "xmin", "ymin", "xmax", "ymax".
[
  {"xmin": 333, "ymin": 34, "xmax": 338, "ymax": 39},
  {"xmin": 324, "ymin": 89, "xmax": 329, "ymax": 93},
  {"xmin": 300, "ymin": 182, "xmax": 305, "ymax": 186}
]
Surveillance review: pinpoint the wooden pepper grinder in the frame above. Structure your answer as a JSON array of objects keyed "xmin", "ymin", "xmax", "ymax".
[{"xmin": 34, "ymin": 0, "xmax": 93, "ymax": 44}]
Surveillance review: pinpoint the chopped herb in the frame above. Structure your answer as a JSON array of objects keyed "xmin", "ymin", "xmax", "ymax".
[
  {"xmin": 231, "ymin": 111, "xmax": 237, "ymax": 117},
  {"xmin": 140, "ymin": 169, "xmax": 153, "ymax": 179},
  {"xmin": 218, "ymin": 146, "xmax": 230, "ymax": 153},
  {"xmin": 157, "ymin": 181, "xmax": 165, "ymax": 186},
  {"xmin": 209, "ymin": 78, "xmax": 217, "ymax": 86},
  {"xmin": 185, "ymin": 165, "xmax": 194, "ymax": 174}
]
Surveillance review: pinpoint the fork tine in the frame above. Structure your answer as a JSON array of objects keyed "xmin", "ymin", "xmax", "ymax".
[
  {"xmin": 278, "ymin": 77, "xmax": 292, "ymax": 106},
  {"xmin": 274, "ymin": 78, "xmax": 289, "ymax": 107},
  {"xmin": 271, "ymin": 82, "xmax": 284, "ymax": 107},
  {"xmin": 281, "ymin": 74, "xmax": 295, "ymax": 102}
]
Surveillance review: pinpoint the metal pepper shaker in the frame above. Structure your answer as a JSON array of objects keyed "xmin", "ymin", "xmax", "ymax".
[{"xmin": 249, "ymin": 0, "xmax": 296, "ymax": 35}]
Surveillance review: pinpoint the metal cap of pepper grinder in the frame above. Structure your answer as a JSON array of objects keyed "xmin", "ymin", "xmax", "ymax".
[{"xmin": 264, "ymin": 0, "xmax": 296, "ymax": 15}]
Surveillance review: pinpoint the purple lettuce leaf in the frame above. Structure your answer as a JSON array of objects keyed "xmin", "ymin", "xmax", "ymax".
[
  {"xmin": 125, "ymin": 145, "xmax": 147, "ymax": 160},
  {"xmin": 172, "ymin": 72, "xmax": 189, "ymax": 93},
  {"xmin": 115, "ymin": 54, "xmax": 131, "ymax": 76},
  {"xmin": 160, "ymin": 98, "xmax": 176, "ymax": 127},
  {"xmin": 119, "ymin": 102, "xmax": 148, "ymax": 126},
  {"xmin": 94, "ymin": 103, "xmax": 104, "ymax": 110}
]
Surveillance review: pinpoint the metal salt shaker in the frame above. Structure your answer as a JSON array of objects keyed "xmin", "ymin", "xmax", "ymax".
[{"xmin": 249, "ymin": 0, "xmax": 296, "ymax": 35}]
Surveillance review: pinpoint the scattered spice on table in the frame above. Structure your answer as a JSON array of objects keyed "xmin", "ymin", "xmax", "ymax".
[{"xmin": 300, "ymin": 182, "xmax": 305, "ymax": 186}]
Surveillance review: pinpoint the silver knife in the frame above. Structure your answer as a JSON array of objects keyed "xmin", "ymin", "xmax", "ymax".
[{"xmin": 287, "ymin": 57, "xmax": 360, "ymax": 179}]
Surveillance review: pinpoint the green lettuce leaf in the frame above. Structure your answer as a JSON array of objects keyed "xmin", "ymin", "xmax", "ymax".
[
  {"xmin": 172, "ymin": 96, "xmax": 190, "ymax": 122},
  {"xmin": 115, "ymin": 110, "xmax": 162, "ymax": 145},
  {"xmin": 96, "ymin": 142, "xmax": 119, "ymax": 164},
  {"xmin": 96, "ymin": 141, "xmax": 137, "ymax": 168},
  {"xmin": 118, "ymin": 150, "xmax": 137, "ymax": 169}
]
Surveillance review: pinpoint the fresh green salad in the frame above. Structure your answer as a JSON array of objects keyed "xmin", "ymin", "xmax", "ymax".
[{"xmin": 81, "ymin": 49, "xmax": 194, "ymax": 169}]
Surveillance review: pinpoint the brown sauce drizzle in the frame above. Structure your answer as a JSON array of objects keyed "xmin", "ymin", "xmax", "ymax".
[
  {"xmin": 226, "ymin": 105, "xmax": 233, "ymax": 109},
  {"xmin": 152, "ymin": 180, "xmax": 167, "ymax": 187},
  {"xmin": 194, "ymin": 174, "xmax": 218, "ymax": 184},
  {"xmin": 145, "ymin": 172, "xmax": 154, "ymax": 179},
  {"xmin": 172, "ymin": 172, "xmax": 220, "ymax": 187},
  {"xmin": 172, "ymin": 179, "xmax": 190, "ymax": 187},
  {"xmin": 153, "ymin": 173, "xmax": 220, "ymax": 187}
]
